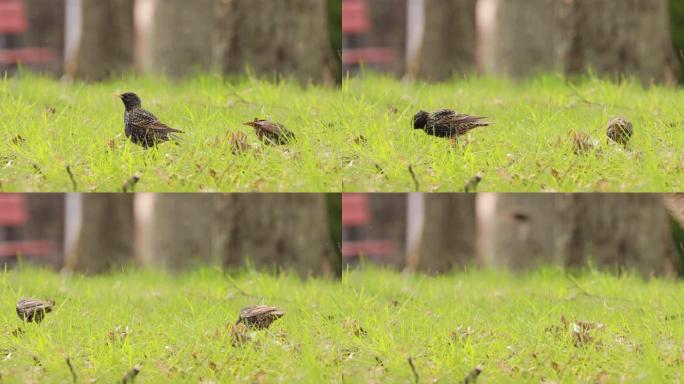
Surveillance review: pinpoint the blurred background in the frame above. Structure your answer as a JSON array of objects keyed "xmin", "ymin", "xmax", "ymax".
[
  {"xmin": 0, "ymin": 193, "xmax": 342, "ymax": 277},
  {"xmin": 343, "ymin": 193, "xmax": 684, "ymax": 277},
  {"xmin": 343, "ymin": 0, "xmax": 683, "ymax": 84},
  {"xmin": 0, "ymin": 0, "xmax": 341, "ymax": 84}
]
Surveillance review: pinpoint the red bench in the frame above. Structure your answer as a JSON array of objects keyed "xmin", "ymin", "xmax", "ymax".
[
  {"xmin": 342, "ymin": 194, "xmax": 395, "ymax": 259},
  {"xmin": 0, "ymin": 194, "xmax": 52, "ymax": 258},
  {"xmin": 0, "ymin": 0, "xmax": 53, "ymax": 66},
  {"xmin": 342, "ymin": 0, "xmax": 396, "ymax": 66}
]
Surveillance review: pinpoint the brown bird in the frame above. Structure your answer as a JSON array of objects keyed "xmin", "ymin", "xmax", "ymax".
[
  {"xmin": 236, "ymin": 305, "xmax": 284, "ymax": 329},
  {"xmin": 117, "ymin": 92, "xmax": 183, "ymax": 148},
  {"xmin": 243, "ymin": 118, "xmax": 295, "ymax": 145},
  {"xmin": 413, "ymin": 109, "xmax": 491, "ymax": 139},
  {"xmin": 606, "ymin": 117, "xmax": 633, "ymax": 146},
  {"xmin": 16, "ymin": 298, "xmax": 54, "ymax": 323}
]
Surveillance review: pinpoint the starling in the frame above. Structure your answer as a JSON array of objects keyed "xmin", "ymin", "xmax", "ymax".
[
  {"xmin": 413, "ymin": 109, "xmax": 491, "ymax": 138},
  {"xmin": 606, "ymin": 117, "xmax": 633, "ymax": 146},
  {"xmin": 243, "ymin": 118, "xmax": 295, "ymax": 145},
  {"xmin": 236, "ymin": 305, "xmax": 284, "ymax": 329},
  {"xmin": 117, "ymin": 92, "xmax": 183, "ymax": 148},
  {"xmin": 16, "ymin": 298, "xmax": 54, "ymax": 323}
]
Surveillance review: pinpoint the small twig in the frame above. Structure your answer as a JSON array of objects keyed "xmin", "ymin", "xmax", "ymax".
[
  {"xmin": 463, "ymin": 365, "xmax": 482, "ymax": 383},
  {"xmin": 121, "ymin": 173, "xmax": 141, "ymax": 193},
  {"xmin": 407, "ymin": 165, "xmax": 420, "ymax": 191},
  {"xmin": 66, "ymin": 358, "xmax": 77, "ymax": 384},
  {"xmin": 65, "ymin": 165, "xmax": 77, "ymax": 191},
  {"xmin": 407, "ymin": 357, "xmax": 419, "ymax": 384},
  {"xmin": 121, "ymin": 365, "xmax": 141, "ymax": 383},
  {"xmin": 463, "ymin": 174, "xmax": 482, "ymax": 192}
]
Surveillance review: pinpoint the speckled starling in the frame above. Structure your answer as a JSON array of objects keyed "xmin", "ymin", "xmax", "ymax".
[
  {"xmin": 16, "ymin": 298, "xmax": 54, "ymax": 323},
  {"xmin": 413, "ymin": 109, "xmax": 491, "ymax": 138},
  {"xmin": 606, "ymin": 117, "xmax": 632, "ymax": 146},
  {"xmin": 236, "ymin": 305, "xmax": 284, "ymax": 329},
  {"xmin": 243, "ymin": 118, "xmax": 295, "ymax": 145},
  {"xmin": 117, "ymin": 92, "xmax": 183, "ymax": 148}
]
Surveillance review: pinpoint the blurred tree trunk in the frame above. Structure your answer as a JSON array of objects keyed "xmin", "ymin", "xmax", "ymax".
[
  {"xmin": 65, "ymin": 0, "xmax": 134, "ymax": 80},
  {"xmin": 558, "ymin": 0, "xmax": 676, "ymax": 84},
  {"xmin": 491, "ymin": 0, "xmax": 559, "ymax": 77},
  {"xmin": 25, "ymin": 0, "xmax": 65, "ymax": 75},
  {"xmin": 488, "ymin": 194, "xmax": 675, "ymax": 276},
  {"xmin": 408, "ymin": 194, "xmax": 476, "ymax": 273},
  {"xmin": 488, "ymin": 194, "xmax": 562, "ymax": 270},
  {"xmin": 142, "ymin": 195, "xmax": 216, "ymax": 270},
  {"xmin": 368, "ymin": 0, "xmax": 407, "ymax": 75},
  {"xmin": 413, "ymin": 0, "xmax": 477, "ymax": 81},
  {"xmin": 65, "ymin": 194, "xmax": 134, "ymax": 273},
  {"xmin": 25, "ymin": 194, "xmax": 64, "ymax": 268},
  {"xmin": 367, "ymin": 194, "xmax": 406, "ymax": 267},
  {"xmin": 214, "ymin": 194, "xmax": 337, "ymax": 277},
  {"xmin": 556, "ymin": 194, "xmax": 675, "ymax": 276},
  {"xmin": 145, "ymin": 0, "xmax": 216, "ymax": 77},
  {"xmin": 216, "ymin": 0, "xmax": 335, "ymax": 85}
]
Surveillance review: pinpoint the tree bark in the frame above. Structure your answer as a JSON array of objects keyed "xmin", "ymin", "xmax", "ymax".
[
  {"xmin": 486, "ymin": 194, "xmax": 561, "ymax": 270},
  {"xmin": 65, "ymin": 194, "xmax": 135, "ymax": 273},
  {"xmin": 24, "ymin": 194, "xmax": 65, "ymax": 268},
  {"xmin": 24, "ymin": 0, "xmax": 65, "ymax": 75},
  {"xmin": 141, "ymin": 194, "xmax": 216, "ymax": 270},
  {"xmin": 491, "ymin": 0, "xmax": 559, "ymax": 77},
  {"xmin": 413, "ymin": 0, "xmax": 477, "ymax": 81},
  {"xmin": 218, "ymin": 0, "xmax": 335, "ymax": 85},
  {"xmin": 367, "ymin": 193, "xmax": 406, "ymax": 267},
  {"xmin": 367, "ymin": 0, "xmax": 407, "ymax": 75},
  {"xmin": 65, "ymin": 0, "xmax": 134, "ymax": 81},
  {"xmin": 557, "ymin": 194, "xmax": 675, "ymax": 276},
  {"xmin": 557, "ymin": 0, "xmax": 676, "ymax": 84},
  {"xmin": 488, "ymin": 194, "xmax": 675, "ymax": 276},
  {"xmin": 409, "ymin": 194, "xmax": 476, "ymax": 273},
  {"xmin": 215, "ymin": 194, "xmax": 337, "ymax": 278},
  {"xmin": 145, "ymin": 0, "xmax": 217, "ymax": 77}
]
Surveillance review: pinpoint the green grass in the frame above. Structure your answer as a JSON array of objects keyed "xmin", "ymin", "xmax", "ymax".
[
  {"xmin": 0, "ymin": 73, "xmax": 344, "ymax": 191},
  {"xmin": 342, "ymin": 73, "xmax": 684, "ymax": 191},
  {"xmin": 3, "ymin": 266, "xmax": 684, "ymax": 383},
  {"xmin": 0, "ymin": 267, "xmax": 345, "ymax": 383},
  {"xmin": 341, "ymin": 266, "xmax": 684, "ymax": 383}
]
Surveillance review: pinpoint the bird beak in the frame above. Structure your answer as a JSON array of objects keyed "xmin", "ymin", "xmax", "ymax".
[
  {"xmin": 243, "ymin": 121, "xmax": 255, "ymax": 127},
  {"xmin": 114, "ymin": 92, "xmax": 122, "ymax": 99}
]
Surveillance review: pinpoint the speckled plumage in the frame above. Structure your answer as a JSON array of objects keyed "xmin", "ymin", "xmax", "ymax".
[
  {"xmin": 606, "ymin": 117, "xmax": 633, "ymax": 146},
  {"xmin": 236, "ymin": 305, "xmax": 284, "ymax": 329},
  {"xmin": 413, "ymin": 109, "xmax": 491, "ymax": 138},
  {"xmin": 16, "ymin": 298, "xmax": 54, "ymax": 323},
  {"xmin": 118, "ymin": 92, "xmax": 183, "ymax": 148},
  {"xmin": 244, "ymin": 118, "xmax": 295, "ymax": 145}
]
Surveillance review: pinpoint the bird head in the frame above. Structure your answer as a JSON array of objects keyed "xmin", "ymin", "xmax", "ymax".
[
  {"xmin": 116, "ymin": 92, "xmax": 142, "ymax": 110},
  {"xmin": 243, "ymin": 118, "xmax": 261, "ymax": 128},
  {"xmin": 412, "ymin": 110, "xmax": 429, "ymax": 129}
]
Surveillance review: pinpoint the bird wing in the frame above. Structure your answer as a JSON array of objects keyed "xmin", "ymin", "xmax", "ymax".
[
  {"xmin": 255, "ymin": 121, "xmax": 284, "ymax": 135},
  {"xmin": 130, "ymin": 109, "xmax": 183, "ymax": 133},
  {"xmin": 440, "ymin": 113, "xmax": 489, "ymax": 126}
]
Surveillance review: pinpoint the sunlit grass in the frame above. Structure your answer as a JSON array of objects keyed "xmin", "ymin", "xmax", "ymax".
[
  {"xmin": 0, "ymin": 72, "xmax": 344, "ymax": 191},
  {"xmin": 0, "ymin": 266, "xmax": 344, "ymax": 382},
  {"xmin": 342, "ymin": 73, "xmax": 684, "ymax": 191},
  {"xmin": 339, "ymin": 266, "xmax": 684, "ymax": 382}
]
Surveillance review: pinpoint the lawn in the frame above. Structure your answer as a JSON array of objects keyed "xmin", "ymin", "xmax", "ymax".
[
  {"xmin": 3, "ymin": 266, "xmax": 683, "ymax": 383},
  {"xmin": 342, "ymin": 74, "xmax": 684, "ymax": 191},
  {"xmin": 0, "ymin": 73, "xmax": 344, "ymax": 192},
  {"xmin": 341, "ymin": 266, "xmax": 684, "ymax": 383},
  {"xmin": 0, "ymin": 267, "xmax": 344, "ymax": 383}
]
